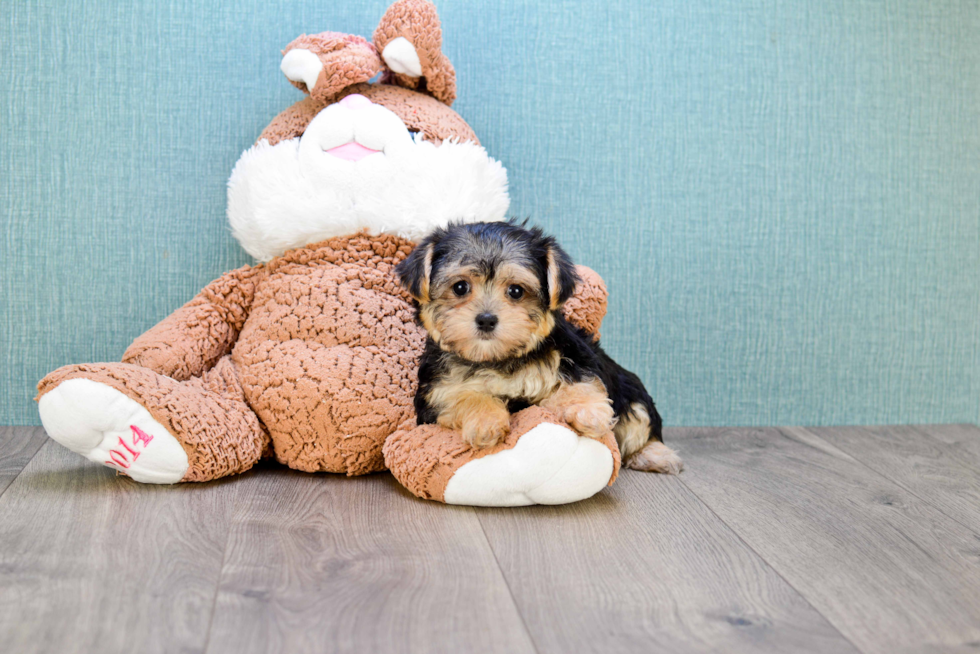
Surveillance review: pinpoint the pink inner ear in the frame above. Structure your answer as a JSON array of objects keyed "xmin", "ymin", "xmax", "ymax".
[{"xmin": 325, "ymin": 142, "xmax": 381, "ymax": 162}]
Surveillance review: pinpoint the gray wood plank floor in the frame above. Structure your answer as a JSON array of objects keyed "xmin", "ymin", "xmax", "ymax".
[
  {"xmin": 0, "ymin": 441, "xmax": 241, "ymax": 654},
  {"xmin": 812, "ymin": 424, "xmax": 980, "ymax": 533},
  {"xmin": 0, "ymin": 426, "xmax": 46, "ymax": 497},
  {"xmin": 0, "ymin": 423, "xmax": 978, "ymax": 654},
  {"xmin": 476, "ymin": 473, "xmax": 858, "ymax": 654},
  {"xmin": 206, "ymin": 468, "xmax": 535, "ymax": 654},
  {"xmin": 674, "ymin": 425, "xmax": 980, "ymax": 654}
]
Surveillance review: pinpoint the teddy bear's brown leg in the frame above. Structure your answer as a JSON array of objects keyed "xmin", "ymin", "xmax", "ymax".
[
  {"xmin": 384, "ymin": 407, "xmax": 622, "ymax": 506},
  {"xmin": 37, "ymin": 356, "xmax": 267, "ymax": 483}
]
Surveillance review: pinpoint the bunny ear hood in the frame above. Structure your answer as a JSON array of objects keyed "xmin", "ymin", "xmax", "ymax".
[
  {"xmin": 278, "ymin": 0, "xmax": 458, "ymax": 108},
  {"xmin": 229, "ymin": 0, "xmax": 508, "ymax": 262}
]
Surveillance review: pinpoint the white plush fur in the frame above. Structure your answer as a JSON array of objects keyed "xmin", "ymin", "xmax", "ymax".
[
  {"xmin": 227, "ymin": 98, "xmax": 510, "ymax": 262},
  {"xmin": 443, "ymin": 422, "xmax": 614, "ymax": 507},
  {"xmin": 38, "ymin": 379, "xmax": 189, "ymax": 484}
]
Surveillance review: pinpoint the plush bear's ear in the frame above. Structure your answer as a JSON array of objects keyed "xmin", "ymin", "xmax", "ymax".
[
  {"xmin": 280, "ymin": 32, "xmax": 382, "ymax": 105},
  {"xmin": 544, "ymin": 239, "xmax": 581, "ymax": 310},
  {"xmin": 373, "ymin": 0, "xmax": 457, "ymax": 106},
  {"xmin": 396, "ymin": 236, "xmax": 439, "ymax": 303}
]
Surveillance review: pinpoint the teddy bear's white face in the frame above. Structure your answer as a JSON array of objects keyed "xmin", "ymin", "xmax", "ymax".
[{"xmin": 227, "ymin": 94, "xmax": 510, "ymax": 262}]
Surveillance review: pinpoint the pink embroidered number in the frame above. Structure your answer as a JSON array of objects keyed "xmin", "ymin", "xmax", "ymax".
[
  {"xmin": 108, "ymin": 450, "xmax": 130, "ymax": 469},
  {"xmin": 130, "ymin": 425, "xmax": 154, "ymax": 447},
  {"xmin": 105, "ymin": 425, "xmax": 155, "ymax": 470}
]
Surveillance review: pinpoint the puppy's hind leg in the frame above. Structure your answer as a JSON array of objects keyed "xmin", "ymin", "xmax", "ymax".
[
  {"xmin": 628, "ymin": 441, "xmax": 684, "ymax": 475},
  {"xmin": 616, "ymin": 403, "xmax": 684, "ymax": 474}
]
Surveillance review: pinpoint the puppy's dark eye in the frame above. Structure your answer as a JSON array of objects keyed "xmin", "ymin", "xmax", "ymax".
[
  {"xmin": 452, "ymin": 281, "xmax": 470, "ymax": 297},
  {"xmin": 507, "ymin": 285, "xmax": 524, "ymax": 300}
]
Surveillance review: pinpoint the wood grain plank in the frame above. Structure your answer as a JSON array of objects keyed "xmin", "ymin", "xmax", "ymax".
[
  {"xmin": 674, "ymin": 426, "xmax": 980, "ymax": 654},
  {"xmin": 476, "ymin": 470, "xmax": 858, "ymax": 654},
  {"xmin": 0, "ymin": 441, "xmax": 240, "ymax": 654},
  {"xmin": 809, "ymin": 424, "xmax": 980, "ymax": 533},
  {"xmin": 0, "ymin": 426, "xmax": 47, "ymax": 497},
  {"xmin": 205, "ymin": 466, "xmax": 536, "ymax": 654}
]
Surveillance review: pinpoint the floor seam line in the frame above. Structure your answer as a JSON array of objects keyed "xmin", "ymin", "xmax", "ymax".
[
  {"xmin": 675, "ymin": 473, "xmax": 869, "ymax": 654},
  {"xmin": 796, "ymin": 426, "xmax": 980, "ymax": 539},
  {"xmin": 200, "ymin": 482, "xmax": 240, "ymax": 654},
  {"xmin": 0, "ymin": 429, "xmax": 48, "ymax": 502},
  {"xmin": 474, "ymin": 510, "xmax": 543, "ymax": 654}
]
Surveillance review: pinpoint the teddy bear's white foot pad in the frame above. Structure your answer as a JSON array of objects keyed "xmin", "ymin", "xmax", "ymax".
[
  {"xmin": 38, "ymin": 378, "xmax": 189, "ymax": 484},
  {"xmin": 443, "ymin": 422, "xmax": 614, "ymax": 507}
]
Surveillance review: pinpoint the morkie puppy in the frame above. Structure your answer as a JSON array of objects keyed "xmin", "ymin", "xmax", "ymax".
[{"xmin": 395, "ymin": 221, "xmax": 683, "ymax": 474}]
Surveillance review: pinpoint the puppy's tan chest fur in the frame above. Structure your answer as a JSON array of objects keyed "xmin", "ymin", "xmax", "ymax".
[{"xmin": 427, "ymin": 350, "xmax": 562, "ymax": 409}]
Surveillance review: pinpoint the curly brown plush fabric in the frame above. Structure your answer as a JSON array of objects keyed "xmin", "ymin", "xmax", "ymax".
[
  {"xmin": 283, "ymin": 32, "xmax": 382, "ymax": 104},
  {"xmin": 374, "ymin": 0, "xmax": 457, "ymax": 105},
  {"xmin": 258, "ymin": 83, "xmax": 478, "ymax": 147},
  {"xmin": 563, "ymin": 265, "xmax": 608, "ymax": 339},
  {"xmin": 257, "ymin": 95, "xmax": 322, "ymax": 147},
  {"xmin": 234, "ymin": 233, "xmax": 422, "ymax": 475},
  {"xmin": 40, "ymin": 231, "xmax": 610, "ymax": 481},
  {"xmin": 341, "ymin": 84, "xmax": 475, "ymax": 144},
  {"xmin": 259, "ymin": 1, "xmax": 470, "ymax": 148},
  {"xmin": 37, "ymin": 358, "xmax": 267, "ymax": 482},
  {"xmin": 122, "ymin": 265, "xmax": 262, "ymax": 380},
  {"xmin": 384, "ymin": 406, "xmax": 621, "ymax": 502}
]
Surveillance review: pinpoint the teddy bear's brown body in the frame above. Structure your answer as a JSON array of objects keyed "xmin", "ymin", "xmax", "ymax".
[
  {"xmin": 36, "ymin": 0, "xmax": 633, "ymax": 505},
  {"xmin": 39, "ymin": 233, "xmax": 610, "ymax": 482}
]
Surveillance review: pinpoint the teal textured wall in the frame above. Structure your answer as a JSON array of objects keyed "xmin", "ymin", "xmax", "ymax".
[{"xmin": 2, "ymin": 1, "xmax": 978, "ymax": 427}]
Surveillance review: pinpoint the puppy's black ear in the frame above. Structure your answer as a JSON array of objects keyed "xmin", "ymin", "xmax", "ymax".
[
  {"xmin": 544, "ymin": 239, "xmax": 580, "ymax": 309},
  {"xmin": 395, "ymin": 237, "xmax": 436, "ymax": 302}
]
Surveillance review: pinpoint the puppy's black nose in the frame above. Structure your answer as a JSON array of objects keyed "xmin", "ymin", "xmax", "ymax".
[{"xmin": 475, "ymin": 312, "xmax": 498, "ymax": 333}]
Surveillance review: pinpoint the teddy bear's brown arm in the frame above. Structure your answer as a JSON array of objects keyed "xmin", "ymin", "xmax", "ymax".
[
  {"xmin": 121, "ymin": 265, "xmax": 263, "ymax": 381},
  {"xmin": 562, "ymin": 265, "xmax": 608, "ymax": 338}
]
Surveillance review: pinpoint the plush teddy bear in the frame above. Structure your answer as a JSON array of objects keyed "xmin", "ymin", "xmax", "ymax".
[{"xmin": 36, "ymin": 0, "xmax": 655, "ymax": 506}]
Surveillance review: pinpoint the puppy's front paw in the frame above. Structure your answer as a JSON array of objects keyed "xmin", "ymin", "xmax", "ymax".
[
  {"xmin": 562, "ymin": 400, "xmax": 616, "ymax": 440},
  {"xmin": 461, "ymin": 413, "xmax": 510, "ymax": 449}
]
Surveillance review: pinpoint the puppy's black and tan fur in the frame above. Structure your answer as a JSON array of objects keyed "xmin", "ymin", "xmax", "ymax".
[{"xmin": 395, "ymin": 221, "xmax": 682, "ymax": 473}]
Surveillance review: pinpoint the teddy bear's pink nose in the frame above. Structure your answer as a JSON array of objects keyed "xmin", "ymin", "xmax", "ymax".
[{"xmin": 338, "ymin": 94, "xmax": 373, "ymax": 110}]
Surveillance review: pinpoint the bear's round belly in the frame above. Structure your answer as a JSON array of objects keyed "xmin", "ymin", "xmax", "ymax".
[{"xmin": 232, "ymin": 255, "xmax": 425, "ymax": 474}]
